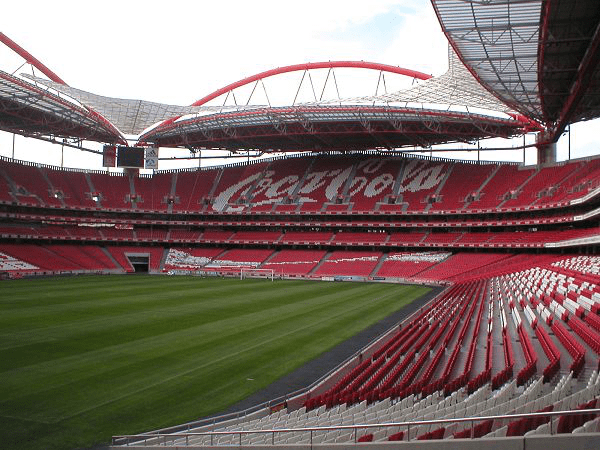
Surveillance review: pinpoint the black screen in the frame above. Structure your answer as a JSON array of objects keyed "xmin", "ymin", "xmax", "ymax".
[{"xmin": 117, "ymin": 147, "xmax": 144, "ymax": 168}]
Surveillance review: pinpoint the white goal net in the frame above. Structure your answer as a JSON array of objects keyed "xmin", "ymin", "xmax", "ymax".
[{"xmin": 239, "ymin": 268, "xmax": 275, "ymax": 281}]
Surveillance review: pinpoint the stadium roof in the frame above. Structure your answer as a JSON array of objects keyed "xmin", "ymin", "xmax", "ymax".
[
  {"xmin": 138, "ymin": 56, "xmax": 533, "ymax": 151},
  {"xmin": 0, "ymin": 70, "xmax": 125, "ymax": 144},
  {"xmin": 432, "ymin": 0, "xmax": 600, "ymax": 142},
  {"xmin": 18, "ymin": 76, "xmax": 263, "ymax": 136},
  {"xmin": 138, "ymin": 105, "xmax": 526, "ymax": 152},
  {"xmin": 0, "ymin": 0, "xmax": 598, "ymax": 152}
]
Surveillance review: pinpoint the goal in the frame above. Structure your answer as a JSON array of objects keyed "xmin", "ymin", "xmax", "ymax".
[{"xmin": 239, "ymin": 267, "xmax": 275, "ymax": 281}]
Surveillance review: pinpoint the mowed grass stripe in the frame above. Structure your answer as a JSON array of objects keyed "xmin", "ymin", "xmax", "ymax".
[
  {"xmin": 0, "ymin": 277, "xmax": 329, "ymax": 352},
  {"xmin": 0, "ymin": 278, "xmax": 385, "ymax": 369},
  {"xmin": 0, "ymin": 275, "xmax": 430, "ymax": 450},
  {"xmin": 0, "ymin": 281, "xmax": 413, "ymax": 405}
]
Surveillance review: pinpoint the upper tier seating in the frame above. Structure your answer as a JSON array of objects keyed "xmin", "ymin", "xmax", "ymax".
[
  {"xmin": 468, "ymin": 165, "xmax": 532, "ymax": 211},
  {"xmin": 428, "ymin": 163, "xmax": 496, "ymax": 212},
  {"xmin": 44, "ymin": 169, "xmax": 97, "ymax": 209},
  {"xmin": 248, "ymin": 157, "xmax": 313, "ymax": 212},
  {"xmin": 1, "ymin": 154, "xmax": 599, "ymax": 214},
  {"xmin": 2, "ymin": 161, "xmax": 61, "ymax": 207},
  {"xmin": 88, "ymin": 173, "xmax": 131, "ymax": 210},
  {"xmin": 297, "ymin": 156, "xmax": 353, "ymax": 212},
  {"xmin": 172, "ymin": 168, "xmax": 220, "ymax": 213},
  {"xmin": 349, "ymin": 157, "xmax": 404, "ymax": 212},
  {"xmin": 133, "ymin": 173, "xmax": 172, "ymax": 211}
]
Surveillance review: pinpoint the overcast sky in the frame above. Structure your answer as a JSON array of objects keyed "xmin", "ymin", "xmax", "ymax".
[{"xmin": 0, "ymin": 0, "xmax": 598, "ymax": 169}]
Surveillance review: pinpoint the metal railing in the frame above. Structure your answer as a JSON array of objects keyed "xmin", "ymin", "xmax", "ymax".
[{"xmin": 112, "ymin": 407, "xmax": 600, "ymax": 447}]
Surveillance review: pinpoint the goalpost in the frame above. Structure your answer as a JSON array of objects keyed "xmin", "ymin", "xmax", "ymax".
[{"xmin": 239, "ymin": 267, "xmax": 275, "ymax": 281}]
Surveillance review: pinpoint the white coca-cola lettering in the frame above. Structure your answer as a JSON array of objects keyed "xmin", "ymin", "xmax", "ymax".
[
  {"xmin": 348, "ymin": 176, "xmax": 368, "ymax": 198},
  {"xmin": 364, "ymin": 173, "xmax": 394, "ymax": 197},
  {"xmin": 264, "ymin": 175, "xmax": 299, "ymax": 198},
  {"xmin": 212, "ymin": 171, "xmax": 263, "ymax": 211},
  {"xmin": 298, "ymin": 170, "xmax": 340, "ymax": 196},
  {"xmin": 397, "ymin": 160, "xmax": 446, "ymax": 193},
  {"xmin": 212, "ymin": 159, "xmax": 446, "ymax": 211},
  {"xmin": 325, "ymin": 166, "xmax": 353, "ymax": 200},
  {"xmin": 357, "ymin": 158, "xmax": 386, "ymax": 174}
]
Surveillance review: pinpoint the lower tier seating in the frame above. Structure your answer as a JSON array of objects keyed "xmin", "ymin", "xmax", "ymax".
[{"xmin": 130, "ymin": 254, "xmax": 600, "ymax": 446}]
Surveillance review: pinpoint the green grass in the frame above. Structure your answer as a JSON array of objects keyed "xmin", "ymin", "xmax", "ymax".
[{"xmin": 0, "ymin": 275, "xmax": 430, "ymax": 450}]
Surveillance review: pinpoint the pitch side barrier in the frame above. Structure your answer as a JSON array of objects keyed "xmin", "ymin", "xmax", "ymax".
[{"xmin": 111, "ymin": 408, "xmax": 600, "ymax": 448}]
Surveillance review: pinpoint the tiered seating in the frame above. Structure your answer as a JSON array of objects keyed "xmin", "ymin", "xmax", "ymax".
[
  {"xmin": 2, "ymin": 155, "xmax": 600, "ymax": 214},
  {"xmin": 77, "ymin": 245, "xmax": 120, "ymax": 270},
  {"xmin": 229, "ymin": 230, "xmax": 282, "ymax": 244},
  {"xmin": 387, "ymin": 232, "xmax": 427, "ymax": 245},
  {"xmin": 421, "ymin": 232, "xmax": 463, "ymax": 246},
  {"xmin": 171, "ymin": 168, "xmax": 220, "ymax": 213},
  {"xmin": 261, "ymin": 250, "xmax": 327, "ymax": 275},
  {"xmin": 163, "ymin": 247, "xmax": 225, "ymax": 271},
  {"xmin": 468, "ymin": 165, "xmax": 529, "ymax": 210},
  {"xmin": 44, "ymin": 168, "xmax": 97, "ymax": 209},
  {"xmin": 453, "ymin": 253, "xmax": 562, "ymax": 282},
  {"xmin": 202, "ymin": 229, "xmax": 234, "ymax": 242},
  {"xmin": 280, "ymin": 231, "xmax": 333, "ymax": 244},
  {"xmin": 349, "ymin": 157, "xmax": 404, "ymax": 212},
  {"xmin": 99, "ymin": 227, "xmax": 135, "ymax": 241},
  {"xmin": 248, "ymin": 157, "xmax": 313, "ymax": 211},
  {"xmin": 134, "ymin": 228, "xmax": 169, "ymax": 242},
  {"xmin": 217, "ymin": 161, "xmax": 271, "ymax": 212},
  {"xmin": 88, "ymin": 173, "xmax": 131, "ymax": 209},
  {"xmin": 429, "ymin": 162, "xmax": 495, "ymax": 212},
  {"xmin": 168, "ymin": 229, "xmax": 202, "ymax": 242},
  {"xmin": 43, "ymin": 244, "xmax": 116, "ymax": 271},
  {"xmin": 313, "ymin": 251, "xmax": 382, "ymax": 277},
  {"xmin": 518, "ymin": 163, "xmax": 581, "ymax": 208},
  {"xmin": 0, "ymin": 248, "xmax": 39, "ymax": 272},
  {"xmin": 332, "ymin": 231, "xmax": 388, "ymax": 245},
  {"xmin": 556, "ymin": 157, "xmax": 600, "ymax": 204},
  {"xmin": 2, "ymin": 161, "xmax": 57, "ymax": 207},
  {"xmin": 297, "ymin": 156, "xmax": 353, "ymax": 212},
  {"xmin": 205, "ymin": 248, "xmax": 274, "ymax": 268},
  {"xmin": 397, "ymin": 160, "xmax": 450, "ymax": 212},
  {"xmin": 0, "ymin": 243, "xmax": 83, "ymax": 271},
  {"xmin": 416, "ymin": 252, "xmax": 511, "ymax": 281},
  {"xmin": 376, "ymin": 252, "xmax": 450, "ymax": 278},
  {"xmin": 67, "ymin": 225, "xmax": 103, "ymax": 240},
  {"xmin": 133, "ymin": 173, "xmax": 172, "ymax": 211},
  {"xmin": 0, "ymin": 168, "xmax": 15, "ymax": 204}
]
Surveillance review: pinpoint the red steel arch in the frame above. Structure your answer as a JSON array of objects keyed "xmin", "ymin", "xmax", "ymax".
[
  {"xmin": 151, "ymin": 61, "xmax": 434, "ymax": 134},
  {"xmin": 191, "ymin": 61, "xmax": 433, "ymax": 107},
  {"xmin": 0, "ymin": 32, "xmax": 66, "ymax": 85}
]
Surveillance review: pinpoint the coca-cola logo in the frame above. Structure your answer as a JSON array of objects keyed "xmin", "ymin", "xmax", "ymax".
[{"xmin": 211, "ymin": 158, "xmax": 448, "ymax": 211}]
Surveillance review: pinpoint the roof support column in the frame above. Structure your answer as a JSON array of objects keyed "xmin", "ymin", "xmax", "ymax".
[{"xmin": 536, "ymin": 132, "xmax": 557, "ymax": 165}]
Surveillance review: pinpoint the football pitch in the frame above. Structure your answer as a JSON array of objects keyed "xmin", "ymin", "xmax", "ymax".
[{"xmin": 0, "ymin": 275, "xmax": 431, "ymax": 450}]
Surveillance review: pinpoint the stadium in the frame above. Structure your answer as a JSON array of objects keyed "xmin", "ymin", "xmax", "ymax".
[{"xmin": 0, "ymin": 0, "xmax": 600, "ymax": 449}]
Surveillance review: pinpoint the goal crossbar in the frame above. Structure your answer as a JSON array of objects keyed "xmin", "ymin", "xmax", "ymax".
[{"xmin": 239, "ymin": 267, "xmax": 275, "ymax": 281}]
